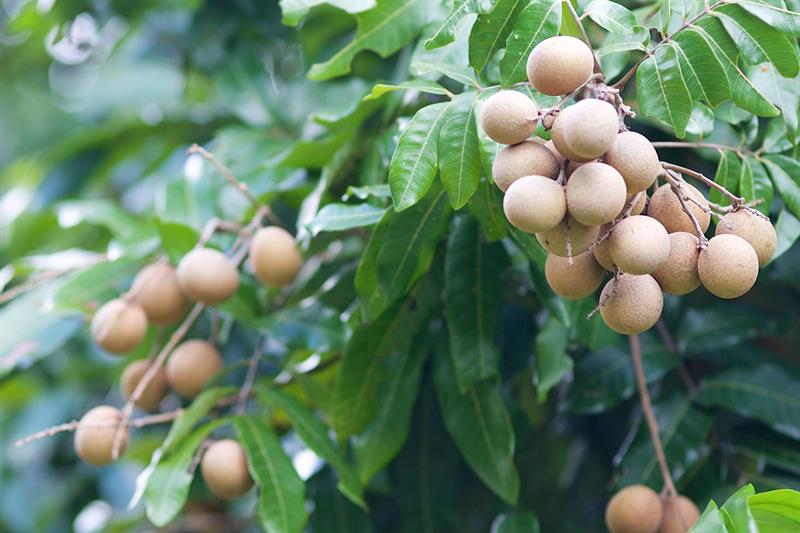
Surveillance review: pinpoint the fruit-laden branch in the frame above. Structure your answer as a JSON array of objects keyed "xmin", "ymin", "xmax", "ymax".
[
  {"xmin": 663, "ymin": 173, "xmax": 710, "ymax": 246},
  {"xmin": 661, "ymin": 162, "xmax": 744, "ymax": 207}
]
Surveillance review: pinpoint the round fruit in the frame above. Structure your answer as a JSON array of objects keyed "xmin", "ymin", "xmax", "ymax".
[
  {"xmin": 120, "ymin": 359, "xmax": 170, "ymax": 412},
  {"xmin": 605, "ymin": 484, "xmax": 664, "ymax": 533},
  {"xmin": 74, "ymin": 405, "xmax": 128, "ymax": 466},
  {"xmin": 593, "ymin": 225, "xmax": 614, "ymax": 271},
  {"xmin": 603, "ymin": 131, "xmax": 661, "ymax": 193},
  {"xmin": 551, "ymin": 98, "xmax": 619, "ymax": 162},
  {"xmin": 527, "ymin": 36, "xmax": 594, "ymax": 96},
  {"xmin": 647, "ymin": 184, "xmax": 711, "ymax": 234},
  {"xmin": 91, "ymin": 298, "xmax": 148, "ymax": 355},
  {"xmin": 536, "ymin": 217, "xmax": 598, "ymax": 257},
  {"xmin": 599, "ymin": 274, "xmax": 663, "ymax": 335},
  {"xmin": 166, "ymin": 340, "xmax": 222, "ymax": 398},
  {"xmin": 698, "ymin": 234, "xmax": 759, "ymax": 299},
  {"xmin": 201, "ymin": 439, "xmax": 254, "ymax": 500},
  {"xmin": 479, "ymin": 90, "xmax": 538, "ymax": 145},
  {"xmin": 249, "ymin": 226, "xmax": 302, "ymax": 288},
  {"xmin": 504, "ymin": 175, "xmax": 566, "ymax": 233},
  {"xmin": 492, "ymin": 140, "xmax": 560, "ymax": 191},
  {"xmin": 609, "ymin": 215, "xmax": 671, "ymax": 275},
  {"xmin": 566, "ymin": 162, "xmax": 627, "ymax": 225},
  {"xmin": 545, "ymin": 251, "xmax": 606, "ymax": 299},
  {"xmin": 658, "ymin": 496, "xmax": 700, "ymax": 533},
  {"xmin": 715, "ymin": 209, "xmax": 776, "ymax": 267},
  {"xmin": 177, "ymin": 247, "xmax": 239, "ymax": 305},
  {"xmin": 652, "ymin": 232, "xmax": 701, "ymax": 295},
  {"xmin": 131, "ymin": 262, "xmax": 189, "ymax": 325}
]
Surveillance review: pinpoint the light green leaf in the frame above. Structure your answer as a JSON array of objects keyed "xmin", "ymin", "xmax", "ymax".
[
  {"xmin": 363, "ymin": 79, "xmax": 449, "ymax": 101},
  {"xmin": 585, "ymin": 0, "xmax": 636, "ymax": 33},
  {"xmin": 425, "ymin": 0, "xmax": 496, "ymax": 50},
  {"xmin": 534, "ymin": 316, "xmax": 572, "ymax": 402},
  {"xmin": 598, "ymin": 25, "xmax": 649, "ymax": 56},
  {"xmin": 279, "ymin": 0, "xmax": 375, "ymax": 26},
  {"xmin": 748, "ymin": 156, "xmax": 774, "ymax": 215},
  {"xmin": 739, "ymin": 154, "xmax": 756, "ymax": 204},
  {"xmin": 690, "ymin": 500, "xmax": 728, "ymax": 533},
  {"xmin": 637, "ymin": 43, "xmax": 692, "ymax": 137},
  {"xmin": 736, "ymin": 0, "xmax": 800, "ymax": 36},
  {"xmin": 774, "ymin": 209, "xmax": 800, "ymax": 260},
  {"xmin": 468, "ymin": 0, "xmax": 525, "ymax": 73},
  {"xmin": 439, "ymin": 92, "xmax": 481, "ymax": 209},
  {"xmin": 499, "ymin": 0, "xmax": 561, "ymax": 86},
  {"xmin": 749, "ymin": 63, "xmax": 800, "ymax": 140},
  {"xmin": 672, "ymin": 30, "xmax": 731, "ymax": 106},
  {"xmin": 750, "ymin": 489, "xmax": 800, "ymax": 528},
  {"xmin": 763, "ymin": 155, "xmax": 800, "ymax": 219},
  {"xmin": 308, "ymin": 203, "xmax": 386, "ymax": 235}
]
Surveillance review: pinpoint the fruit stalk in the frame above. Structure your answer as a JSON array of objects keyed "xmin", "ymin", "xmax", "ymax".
[{"xmin": 237, "ymin": 336, "xmax": 264, "ymax": 413}]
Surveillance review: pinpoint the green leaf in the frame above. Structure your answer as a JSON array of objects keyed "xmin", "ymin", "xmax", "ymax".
[
  {"xmin": 737, "ymin": 1, "xmax": 800, "ymax": 36},
  {"xmin": 749, "ymin": 63, "xmax": 800, "ymax": 140},
  {"xmin": 235, "ymin": 416, "xmax": 308, "ymax": 533},
  {"xmin": 263, "ymin": 303, "xmax": 348, "ymax": 354},
  {"xmin": 53, "ymin": 259, "xmax": 138, "ymax": 313},
  {"xmin": 774, "ymin": 209, "xmax": 800, "ymax": 260},
  {"xmin": 533, "ymin": 316, "xmax": 572, "ymax": 402},
  {"xmin": 469, "ymin": 0, "xmax": 525, "ymax": 74},
  {"xmin": 739, "ymin": 154, "xmax": 756, "ymax": 203},
  {"xmin": 748, "ymin": 156, "xmax": 774, "ymax": 215},
  {"xmin": 750, "ymin": 489, "xmax": 800, "ymax": 529},
  {"xmin": 308, "ymin": 203, "xmax": 386, "ymax": 235},
  {"xmin": 672, "ymin": 30, "xmax": 731, "ymax": 106},
  {"xmin": 425, "ymin": 0, "xmax": 495, "ymax": 50},
  {"xmin": 720, "ymin": 485, "xmax": 757, "ymax": 532},
  {"xmin": 155, "ymin": 220, "xmax": 198, "ymax": 264},
  {"xmin": 363, "ymin": 80, "xmax": 449, "ymax": 101},
  {"xmin": 690, "ymin": 500, "xmax": 728, "ymax": 533},
  {"xmin": 491, "ymin": 511, "xmax": 541, "ymax": 533},
  {"xmin": 763, "ymin": 155, "xmax": 800, "ymax": 219},
  {"xmin": 389, "ymin": 102, "xmax": 449, "ymax": 211},
  {"xmin": 598, "ymin": 25, "xmax": 649, "ymax": 56},
  {"xmin": 637, "ymin": 43, "xmax": 693, "ymax": 137},
  {"xmin": 710, "ymin": 151, "xmax": 739, "ymax": 206},
  {"xmin": 439, "ymin": 92, "xmax": 481, "ymax": 209},
  {"xmin": 279, "ymin": 0, "xmax": 376, "ymax": 26},
  {"xmin": 467, "ymin": 179, "xmax": 508, "ymax": 242},
  {"xmin": 585, "ymin": 0, "xmax": 635, "ymax": 33},
  {"xmin": 499, "ymin": 0, "xmax": 561, "ymax": 86}
]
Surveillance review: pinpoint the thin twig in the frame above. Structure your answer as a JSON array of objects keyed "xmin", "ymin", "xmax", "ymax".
[
  {"xmin": 587, "ymin": 192, "xmax": 644, "ymax": 253},
  {"xmin": 564, "ymin": 0, "xmax": 603, "ymax": 76},
  {"xmin": 662, "ymin": 162, "xmax": 743, "ymax": 207},
  {"xmin": 663, "ymin": 173, "xmax": 709, "ymax": 246},
  {"xmin": 652, "ymin": 141, "xmax": 751, "ymax": 156},
  {"xmin": 237, "ymin": 336, "xmax": 265, "ymax": 413}
]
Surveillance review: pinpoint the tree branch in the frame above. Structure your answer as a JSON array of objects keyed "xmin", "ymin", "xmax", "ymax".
[{"xmin": 662, "ymin": 162, "xmax": 744, "ymax": 207}]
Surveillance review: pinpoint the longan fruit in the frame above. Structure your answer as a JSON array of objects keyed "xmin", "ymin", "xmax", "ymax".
[
  {"xmin": 166, "ymin": 340, "xmax": 222, "ymax": 398},
  {"xmin": 658, "ymin": 495, "xmax": 700, "ymax": 533},
  {"xmin": 536, "ymin": 217, "xmax": 598, "ymax": 257},
  {"xmin": 605, "ymin": 484, "xmax": 664, "ymax": 533},
  {"xmin": 697, "ymin": 234, "xmax": 759, "ymax": 299},
  {"xmin": 603, "ymin": 131, "xmax": 661, "ymax": 194},
  {"xmin": 177, "ymin": 247, "xmax": 239, "ymax": 305},
  {"xmin": 249, "ymin": 226, "xmax": 302, "ymax": 288},
  {"xmin": 527, "ymin": 36, "xmax": 594, "ymax": 96},
  {"xmin": 91, "ymin": 298, "xmax": 148, "ymax": 355},
  {"xmin": 715, "ymin": 209, "xmax": 777, "ymax": 267},
  {"xmin": 131, "ymin": 262, "xmax": 189, "ymax": 325},
  {"xmin": 551, "ymin": 98, "xmax": 619, "ymax": 162},
  {"xmin": 545, "ymin": 251, "xmax": 606, "ymax": 299},
  {"xmin": 566, "ymin": 162, "xmax": 627, "ymax": 225},
  {"xmin": 504, "ymin": 175, "xmax": 566, "ymax": 233},
  {"xmin": 74, "ymin": 405, "xmax": 128, "ymax": 466},
  {"xmin": 652, "ymin": 232, "xmax": 701, "ymax": 295},
  {"xmin": 593, "ymin": 224, "xmax": 614, "ymax": 272},
  {"xmin": 493, "ymin": 140, "xmax": 560, "ymax": 191},
  {"xmin": 599, "ymin": 274, "xmax": 663, "ymax": 335},
  {"xmin": 479, "ymin": 90, "xmax": 538, "ymax": 145},
  {"xmin": 647, "ymin": 184, "xmax": 711, "ymax": 234},
  {"xmin": 201, "ymin": 439, "xmax": 254, "ymax": 500},
  {"xmin": 609, "ymin": 215, "xmax": 671, "ymax": 275},
  {"xmin": 120, "ymin": 359, "xmax": 169, "ymax": 412}
]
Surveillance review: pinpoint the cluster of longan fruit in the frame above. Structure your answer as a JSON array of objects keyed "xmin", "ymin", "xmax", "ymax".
[
  {"xmin": 605, "ymin": 484, "xmax": 701, "ymax": 533},
  {"xmin": 480, "ymin": 36, "xmax": 776, "ymax": 336},
  {"xmin": 74, "ymin": 225, "xmax": 302, "ymax": 500}
]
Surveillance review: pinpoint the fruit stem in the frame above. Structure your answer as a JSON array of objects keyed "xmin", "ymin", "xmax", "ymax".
[{"xmin": 661, "ymin": 162, "xmax": 744, "ymax": 208}]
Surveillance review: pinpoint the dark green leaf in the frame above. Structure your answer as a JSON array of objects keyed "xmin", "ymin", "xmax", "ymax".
[
  {"xmin": 637, "ymin": 44, "xmax": 692, "ymax": 137},
  {"xmin": 774, "ymin": 209, "xmax": 800, "ymax": 260},
  {"xmin": 467, "ymin": 179, "xmax": 508, "ymax": 242},
  {"xmin": 737, "ymin": 1, "xmax": 800, "ymax": 36},
  {"xmin": 533, "ymin": 316, "xmax": 571, "ymax": 402},
  {"xmin": 763, "ymin": 155, "xmax": 800, "ymax": 220},
  {"xmin": 469, "ymin": 0, "xmax": 525, "ymax": 73},
  {"xmin": 671, "ymin": 30, "xmax": 731, "ymax": 107},
  {"xmin": 261, "ymin": 303, "xmax": 348, "ymax": 353},
  {"xmin": 491, "ymin": 511, "xmax": 540, "ymax": 533}
]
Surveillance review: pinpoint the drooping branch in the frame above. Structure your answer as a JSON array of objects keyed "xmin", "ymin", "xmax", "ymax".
[
  {"xmin": 662, "ymin": 172, "xmax": 709, "ymax": 246},
  {"xmin": 661, "ymin": 162, "xmax": 744, "ymax": 207}
]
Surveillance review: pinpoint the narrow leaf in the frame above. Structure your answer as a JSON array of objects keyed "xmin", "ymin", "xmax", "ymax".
[
  {"xmin": 308, "ymin": 203, "xmax": 386, "ymax": 235},
  {"xmin": 637, "ymin": 44, "xmax": 692, "ymax": 137},
  {"xmin": 425, "ymin": 0, "xmax": 495, "ymax": 50},
  {"xmin": 469, "ymin": 0, "xmax": 525, "ymax": 73},
  {"xmin": 534, "ymin": 316, "xmax": 572, "ymax": 402},
  {"xmin": 499, "ymin": 0, "xmax": 561, "ymax": 86},
  {"xmin": 440, "ymin": 92, "xmax": 481, "ymax": 209}
]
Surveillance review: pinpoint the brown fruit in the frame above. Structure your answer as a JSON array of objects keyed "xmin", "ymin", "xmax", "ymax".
[
  {"xmin": 120, "ymin": 359, "xmax": 169, "ymax": 412},
  {"xmin": 177, "ymin": 247, "xmax": 239, "ymax": 305},
  {"xmin": 551, "ymin": 98, "xmax": 619, "ymax": 162},
  {"xmin": 250, "ymin": 226, "xmax": 302, "ymax": 288},
  {"xmin": 504, "ymin": 175, "xmax": 566, "ymax": 233},
  {"xmin": 715, "ymin": 209, "xmax": 777, "ymax": 267},
  {"xmin": 527, "ymin": 36, "xmax": 594, "ymax": 96},
  {"xmin": 91, "ymin": 298, "xmax": 148, "ymax": 355},
  {"xmin": 201, "ymin": 439, "xmax": 254, "ymax": 500},
  {"xmin": 166, "ymin": 339, "xmax": 223, "ymax": 398},
  {"xmin": 698, "ymin": 234, "xmax": 759, "ymax": 299},
  {"xmin": 647, "ymin": 184, "xmax": 711, "ymax": 234},
  {"xmin": 492, "ymin": 140, "xmax": 560, "ymax": 191},
  {"xmin": 131, "ymin": 262, "xmax": 189, "ymax": 325},
  {"xmin": 479, "ymin": 90, "xmax": 538, "ymax": 145},
  {"xmin": 605, "ymin": 484, "xmax": 664, "ymax": 533},
  {"xmin": 652, "ymin": 232, "xmax": 701, "ymax": 295},
  {"xmin": 545, "ymin": 251, "xmax": 606, "ymax": 299},
  {"xmin": 593, "ymin": 224, "xmax": 614, "ymax": 271},
  {"xmin": 74, "ymin": 405, "xmax": 128, "ymax": 466},
  {"xmin": 603, "ymin": 131, "xmax": 661, "ymax": 193},
  {"xmin": 536, "ymin": 217, "xmax": 598, "ymax": 257},
  {"xmin": 599, "ymin": 274, "xmax": 663, "ymax": 335},
  {"xmin": 609, "ymin": 215, "xmax": 671, "ymax": 275},
  {"xmin": 658, "ymin": 496, "xmax": 701, "ymax": 533},
  {"xmin": 566, "ymin": 162, "xmax": 627, "ymax": 225}
]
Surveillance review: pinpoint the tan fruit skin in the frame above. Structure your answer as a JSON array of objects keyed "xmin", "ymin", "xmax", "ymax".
[
  {"xmin": 566, "ymin": 162, "xmax": 627, "ymax": 225},
  {"xmin": 166, "ymin": 339, "xmax": 222, "ymax": 398},
  {"xmin": 250, "ymin": 227, "xmax": 302, "ymax": 288},
  {"xmin": 74, "ymin": 405, "xmax": 129, "ymax": 466},
  {"xmin": 545, "ymin": 251, "xmax": 606, "ymax": 299},
  {"xmin": 479, "ymin": 90, "xmax": 538, "ymax": 145},
  {"xmin": 527, "ymin": 36, "xmax": 594, "ymax": 96},
  {"xmin": 647, "ymin": 184, "xmax": 710, "ymax": 234},
  {"xmin": 715, "ymin": 209, "xmax": 776, "ymax": 267},
  {"xmin": 594, "ymin": 224, "xmax": 615, "ymax": 271},
  {"xmin": 201, "ymin": 439, "xmax": 254, "ymax": 500},
  {"xmin": 131, "ymin": 262, "xmax": 189, "ymax": 325},
  {"xmin": 120, "ymin": 359, "xmax": 170, "ymax": 412},
  {"xmin": 599, "ymin": 274, "xmax": 664, "ymax": 335},
  {"xmin": 536, "ymin": 217, "xmax": 598, "ymax": 257},
  {"xmin": 605, "ymin": 484, "xmax": 664, "ymax": 533},
  {"xmin": 658, "ymin": 496, "xmax": 700, "ymax": 533},
  {"xmin": 493, "ymin": 141, "xmax": 560, "ymax": 191},
  {"xmin": 91, "ymin": 299, "xmax": 148, "ymax": 355},
  {"xmin": 604, "ymin": 131, "xmax": 661, "ymax": 194},
  {"xmin": 552, "ymin": 99, "xmax": 619, "ymax": 162},
  {"xmin": 609, "ymin": 215, "xmax": 671, "ymax": 275},
  {"xmin": 698, "ymin": 234, "xmax": 759, "ymax": 299},
  {"xmin": 177, "ymin": 247, "xmax": 239, "ymax": 305},
  {"xmin": 504, "ymin": 175, "xmax": 566, "ymax": 233},
  {"xmin": 652, "ymin": 232, "xmax": 701, "ymax": 295}
]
